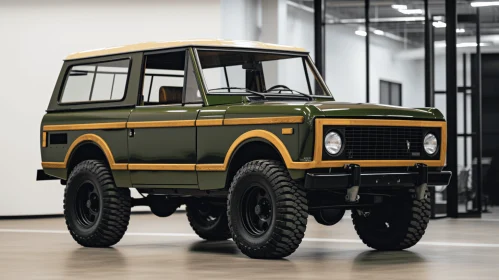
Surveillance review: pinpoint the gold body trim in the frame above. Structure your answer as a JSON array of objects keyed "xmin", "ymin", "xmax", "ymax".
[
  {"xmin": 42, "ymin": 162, "xmax": 65, "ymax": 169},
  {"xmin": 42, "ymin": 134, "xmax": 127, "ymax": 170},
  {"xmin": 42, "ymin": 132, "xmax": 47, "ymax": 148},
  {"xmin": 128, "ymin": 164, "xmax": 196, "ymax": 171},
  {"xmin": 282, "ymin": 128, "xmax": 294, "ymax": 135},
  {"xmin": 43, "ymin": 122, "xmax": 127, "ymax": 132},
  {"xmin": 313, "ymin": 119, "xmax": 447, "ymax": 168},
  {"xmin": 196, "ymin": 130, "xmax": 313, "ymax": 171},
  {"xmin": 43, "ymin": 116, "xmax": 303, "ymax": 131},
  {"xmin": 41, "ymin": 119, "xmax": 447, "ymax": 171},
  {"xmin": 195, "ymin": 119, "xmax": 224, "ymax": 127},
  {"xmin": 223, "ymin": 116, "xmax": 304, "ymax": 126},
  {"xmin": 127, "ymin": 120, "xmax": 195, "ymax": 129}
]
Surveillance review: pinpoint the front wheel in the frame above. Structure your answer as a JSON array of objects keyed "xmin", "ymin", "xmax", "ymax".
[
  {"xmin": 352, "ymin": 189, "xmax": 431, "ymax": 250},
  {"xmin": 227, "ymin": 160, "xmax": 308, "ymax": 259},
  {"xmin": 64, "ymin": 160, "xmax": 131, "ymax": 247}
]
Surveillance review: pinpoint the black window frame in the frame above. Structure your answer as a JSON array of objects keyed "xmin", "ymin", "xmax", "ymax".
[
  {"xmin": 194, "ymin": 47, "xmax": 333, "ymax": 97},
  {"xmin": 379, "ymin": 79, "xmax": 402, "ymax": 106},
  {"xmin": 58, "ymin": 57, "xmax": 132, "ymax": 106},
  {"xmin": 139, "ymin": 48, "xmax": 204, "ymax": 107}
]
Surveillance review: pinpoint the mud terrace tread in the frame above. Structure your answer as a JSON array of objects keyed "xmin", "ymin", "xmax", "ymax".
[
  {"xmin": 228, "ymin": 160, "xmax": 308, "ymax": 259},
  {"xmin": 64, "ymin": 160, "xmax": 131, "ymax": 247},
  {"xmin": 186, "ymin": 204, "xmax": 231, "ymax": 241},
  {"xmin": 351, "ymin": 190, "xmax": 431, "ymax": 250}
]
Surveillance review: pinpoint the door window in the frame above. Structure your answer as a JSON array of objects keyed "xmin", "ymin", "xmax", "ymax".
[{"xmin": 141, "ymin": 50, "xmax": 202, "ymax": 105}]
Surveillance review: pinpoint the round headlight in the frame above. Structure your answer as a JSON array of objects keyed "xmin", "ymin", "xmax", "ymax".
[
  {"xmin": 325, "ymin": 131, "xmax": 343, "ymax": 155},
  {"xmin": 424, "ymin": 133, "xmax": 438, "ymax": 155}
]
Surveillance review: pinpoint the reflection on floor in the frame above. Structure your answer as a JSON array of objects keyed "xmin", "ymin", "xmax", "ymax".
[{"xmin": 1, "ymin": 210, "xmax": 499, "ymax": 279}]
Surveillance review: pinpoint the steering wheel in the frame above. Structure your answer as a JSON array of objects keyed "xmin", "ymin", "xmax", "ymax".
[{"xmin": 265, "ymin": 85, "xmax": 292, "ymax": 93}]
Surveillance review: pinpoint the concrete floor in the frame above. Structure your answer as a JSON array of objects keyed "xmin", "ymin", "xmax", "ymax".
[{"xmin": 1, "ymin": 212, "xmax": 499, "ymax": 280}]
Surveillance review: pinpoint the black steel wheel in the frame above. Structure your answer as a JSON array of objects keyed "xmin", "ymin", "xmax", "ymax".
[
  {"xmin": 64, "ymin": 160, "xmax": 131, "ymax": 247},
  {"xmin": 352, "ymin": 189, "xmax": 431, "ymax": 250},
  {"xmin": 240, "ymin": 185, "xmax": 273, "ymax": 236},
  {"xmin": 228, "ymin": 160, "xmax": 308, "ymax": 259},
  {"xmin": 186, "ymin": 201, "xmax": 230, "ymax": 241},
  {"xmin": 74, "ymin": 181, "xmax": 101, "ymax": 228}
]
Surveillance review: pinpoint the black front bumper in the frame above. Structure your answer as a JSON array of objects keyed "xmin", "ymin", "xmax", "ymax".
[{"xmin": 304, "ymin": 164, "xmax": 452, "ymax": 190}]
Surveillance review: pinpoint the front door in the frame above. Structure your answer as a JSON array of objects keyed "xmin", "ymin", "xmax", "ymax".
[{"xmin": 127, "ymin": 49, "xmax": 204, "ymax": 187}]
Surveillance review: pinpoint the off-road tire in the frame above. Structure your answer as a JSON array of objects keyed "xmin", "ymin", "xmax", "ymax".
[
  {"xmin": 227, "ymin": 160, "xmax": 308, "ymax": 259},
  {"xmin": 351, "ymin": 189, "xmax": 431, "ymax": 250},
  {"xmin": 64, "ymin": 160, "xmax": 131, "ymax": 247},
  {"xmin": 186, "ymin": 201, "xmax": 231, "ymax": 241}
]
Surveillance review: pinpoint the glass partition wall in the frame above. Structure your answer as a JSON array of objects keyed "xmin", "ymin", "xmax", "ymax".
[{"xmin": 308, "ymin": 0, "xmax": 487, "ymax": 218}]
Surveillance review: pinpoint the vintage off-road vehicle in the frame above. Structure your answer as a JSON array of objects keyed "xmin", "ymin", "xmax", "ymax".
[{"xmin": 37, "ymin": 40, "xmax": 451, "ymax": 259}]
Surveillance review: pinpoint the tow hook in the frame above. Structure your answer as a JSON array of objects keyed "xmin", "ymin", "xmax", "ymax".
[
  {"xmin": 415, "ymin": 163, "xmax": 428, "ymax": 200},
  {"xmin": 345, "ymin": 164, "xmax": 361, "ymax": 203}
]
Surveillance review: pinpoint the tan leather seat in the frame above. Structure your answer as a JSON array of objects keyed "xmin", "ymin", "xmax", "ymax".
[{"xmin": 159, "ymin": 86, "xmax": 183, "ymax": 104}]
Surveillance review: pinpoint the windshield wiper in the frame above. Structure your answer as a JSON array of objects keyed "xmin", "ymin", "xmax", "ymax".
[
  {"xmin": 265, "ymin": 85, "xmax": 313, "ymax": 101},
  {"xmin": 289, "ymin": 90, "xmax": 313, "ymax": 101},
  {"xmin": 208, "ymin": 87, "xmax": 266, "ymax": 98}
]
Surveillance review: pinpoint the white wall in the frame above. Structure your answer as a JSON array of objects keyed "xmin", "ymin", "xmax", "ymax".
[
  {"xmin": 221, "ymin": 0, "xmax": 259, "ymax": 41},
  {"xmin": 0, "ymin": 0, "xmax": 221, "ymax": 216}
]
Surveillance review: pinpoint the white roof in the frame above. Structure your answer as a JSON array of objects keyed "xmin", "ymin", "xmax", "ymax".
[{"xmin": 65, "ymin": 39, "xmax": 307, "ymax": 60}]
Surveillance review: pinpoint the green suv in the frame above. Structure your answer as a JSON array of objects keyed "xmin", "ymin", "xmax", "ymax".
[{"xmin": 37, "ymin": 40, "xmax": 451, "ymax": 259}]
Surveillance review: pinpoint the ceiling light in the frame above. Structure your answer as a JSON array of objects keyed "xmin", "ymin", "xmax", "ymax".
[
  {"xmin": 399, "ymin": 9, "xmax": 424, "ymax": 15},
  {"xmin": 433, "ymin": 21, "xmax": 447, "ymax": 28},
  {"xmin": 456, "ymin": 28, "xmax": 466, "ymax": 33},
  {"xmin": 391, "ymin": 4, "xmax": 407, "ymax": 10},
  {"xmin": 355, "ymin": 30, "xmax": 367, "ymax": 37},
  {"xmin": 457, "ymin": 42, "xmax": 489, "ymax": 48},
  {"xmin": 373, "ymin": 29, "xmax": 385, "ymax": 35},
  {"xmin": 435, "ymin": 42, "xmax": 490, "ymax": 48},
  {"xmin": 471, "ymin": 1, "xmax": 499, "ymax": 7}
]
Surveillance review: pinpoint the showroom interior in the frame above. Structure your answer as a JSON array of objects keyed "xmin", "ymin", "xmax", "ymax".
[{"xmin": 2, "ymin": 0, "xmax": 499, "ymax": 278}]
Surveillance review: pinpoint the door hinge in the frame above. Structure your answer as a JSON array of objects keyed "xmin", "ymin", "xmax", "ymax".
[{"xmin": 129, "ymin": 129, "xmax": 135, "ymax": 137}]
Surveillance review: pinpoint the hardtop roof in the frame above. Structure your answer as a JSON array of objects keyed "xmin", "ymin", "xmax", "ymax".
[{"xmin": 65, "ymin": 39, "xmax": 307, "ymax": 60}]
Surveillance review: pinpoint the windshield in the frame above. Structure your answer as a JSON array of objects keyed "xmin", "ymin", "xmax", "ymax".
[{"xmin": 197, "ymin": 50, "xmax": 330, "ymax": 97}]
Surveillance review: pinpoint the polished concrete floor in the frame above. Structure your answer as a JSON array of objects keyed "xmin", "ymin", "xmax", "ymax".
[{"xmin": 1, "ymin": 211, "xmax": 499, "ymax": 280}]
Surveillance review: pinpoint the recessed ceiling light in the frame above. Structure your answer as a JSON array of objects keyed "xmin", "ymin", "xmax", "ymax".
[
  {"xmin": 355, "ymin": 30, "xmax": 367, "ymax": 37},
  {"xmin": 391, "ymin": 4, "xmax": 408, "ymax": 10},
  {"xmin": 399, "ymin": 9, "xmax": 424, "ymax": 15},
  {"xmin": 435, "ymin": 42, "xmax": 490, "ymax": 48},
  {"xmin": 433, "ymin": 21, "xmax": 447, "ymax": 28},
  {"xmin": 373, "ymin": 29, "xmax": 385, "ymax": 35},
  {"xmin": 456, "ymin": 42, "xmax": 489, "ymax": 48},
  {"xmin": 471, "ymin": 1, "xmax": 499, "ymax": 7}
]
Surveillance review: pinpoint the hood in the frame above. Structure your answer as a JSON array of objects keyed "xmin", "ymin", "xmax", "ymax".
[
  {"xmin": 309, "ymin": 101, "xmax": 444, "ymax": 120},
  {"xmin": 224, "ymin": 100, "xmax": 444, "ymax": 121}
]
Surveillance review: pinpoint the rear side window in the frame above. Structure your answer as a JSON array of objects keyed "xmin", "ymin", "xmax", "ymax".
[{"xmin": 60, "ymin": 59, "xmax": 130, "ymax": 103}]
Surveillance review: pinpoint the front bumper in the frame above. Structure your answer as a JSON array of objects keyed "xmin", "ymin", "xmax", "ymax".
[{"xmin": 304, "ymin": 164, "xmax": 452, "ymax": 190}]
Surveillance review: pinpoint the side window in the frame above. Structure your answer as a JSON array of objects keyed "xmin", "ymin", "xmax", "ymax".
[
  {"xmin": 141, "ymin": 50, "xmax": 202, "ymax": 105},
  {"xmin": 60, "ymin": 59, "xmax": 129, "ymax": 103}
]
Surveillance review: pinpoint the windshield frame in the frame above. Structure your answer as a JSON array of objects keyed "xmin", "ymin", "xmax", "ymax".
[{"xmin": 193, "ymin": 47, "xmax": 333, "ymax": 99}]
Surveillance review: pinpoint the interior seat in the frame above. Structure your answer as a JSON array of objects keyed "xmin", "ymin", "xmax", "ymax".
[{"xmin": 159, "ymin": 86, "xmax": 183, "ymax": 104}]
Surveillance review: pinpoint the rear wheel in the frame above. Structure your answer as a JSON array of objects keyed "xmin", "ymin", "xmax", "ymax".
[
  {"xmin": 352, "ymin": 189, "xmax": 431, "ymax": 250},
  {"xmin": 64, "ymin": 160, "xmax": 131, "ymax": 247},
  {"xmin": 228, "ymin": 160, "xmax": 308, "ymax": 259},
  {"xmin": 186, "ymin": 201, "xmax": 230, "ymax": 241}
]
